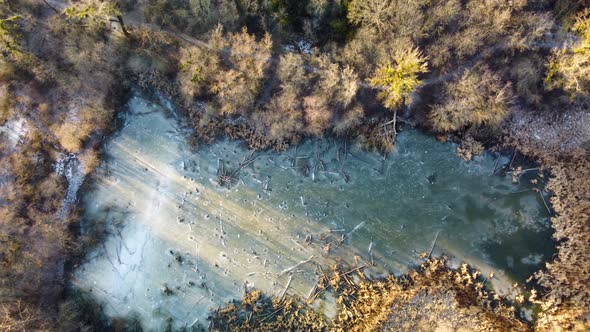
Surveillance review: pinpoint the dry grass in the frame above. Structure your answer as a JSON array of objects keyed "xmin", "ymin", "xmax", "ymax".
[
  {"xmin": 505, "ymin": 101, "xmax": 590, "ymax": 330},
  {"xmin": 532, "ymin": 158, "xmax": 590, "ymax": 331},
  {"xmin": 210, "ymin": 259, "xmax": 527, "ymax": 331}
]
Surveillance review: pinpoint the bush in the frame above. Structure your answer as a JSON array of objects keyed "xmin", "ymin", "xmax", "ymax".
[{"xmin": 429, "ymin": 65, "xmax": 512, "ymax": 132}]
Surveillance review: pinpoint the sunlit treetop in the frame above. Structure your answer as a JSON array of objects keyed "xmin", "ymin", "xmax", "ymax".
[
  {"xmin": 573, "ymin": 9, "xmax": 590, "ymax": 46},
  {"xmin": 545, "ymin": 9, "xmax": 590, "ymax": 98},
  {"xmin": 1, "ymin": 0, "xmax": 23, "ymax": 60},
  {"xmin": 369, "ymin": 47, "xmax": 428, "ymax": 110},
  {"xmin": 63, "ymin": 0, "xmax": 122, "ymax": 32},
  {"xmin": 0, "ymin": 15, "xmax": 21, "ymax": 57},
  {"xmin": 429, "ymin": 65, "xmax": 512, "ymax": 133}
]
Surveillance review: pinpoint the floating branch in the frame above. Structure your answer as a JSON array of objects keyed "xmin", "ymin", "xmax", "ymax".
[
  {"xmin": 217, "ymin": 152, "xmax": 259, "ymax": 187},
  {"xmin": 539, "ymin": 189, "xmax": 552, "ymax": 215},
  {"xmin": 491, "ymin": 155, "xmax": 500, "ymax": 175},
  {"xmin": 428, "ymin": 230, "xmax": 442, "ymax": 258},
  {"xmin": 278, "ymin": 256, "xmax": 315, "ymax": 277},
  {"xmin": 505, "ymin": 167, "xmax": 539, "ymax": 174},
  {"xmin": 333, "ymin": 221, "xmax": 366, "ymax": 249},
  {"xmin": 509, "ymin": 150, "xmax": 517, "ymax": 169},
  {"xmin": 279, "ymin": 275, "xmax": 293, "ymax": 300}
]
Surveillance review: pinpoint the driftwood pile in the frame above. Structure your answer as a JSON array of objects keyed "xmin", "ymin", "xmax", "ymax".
[{"xmin": 217, "ymin": 152, "xmax": 258, "ymax": 187}]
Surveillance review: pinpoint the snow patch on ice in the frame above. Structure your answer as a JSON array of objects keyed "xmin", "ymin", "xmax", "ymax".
[
  {"xmin": 0, "ymin": 118, "xmax": 29, "ymax": 148},
  {"xmin": 56, "ymin": 152, "xmax": 85, "ymax": 219}
]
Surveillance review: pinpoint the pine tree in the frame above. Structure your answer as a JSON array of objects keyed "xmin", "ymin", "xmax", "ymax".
[
  {"xmin": 369, "ymin": 47, "xmax": 428, "ymax": 110},
  {"xmin": 0, "ymin": 15, "xmax": 21, "ymax": 55}
]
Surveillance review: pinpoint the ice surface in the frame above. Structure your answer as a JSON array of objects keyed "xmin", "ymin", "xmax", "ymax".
[
  {"xmin": 71, "ymin": 95, "xmax": 553, "ymax": 330},
  {"xmin": 0, "ymin": 117, "xmax": 28, "ymax": 149}
]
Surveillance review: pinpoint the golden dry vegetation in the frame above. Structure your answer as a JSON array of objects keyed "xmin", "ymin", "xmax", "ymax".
[{"xmin": 210, "ymin": 259, "xmax": 528, "ymax": 332}]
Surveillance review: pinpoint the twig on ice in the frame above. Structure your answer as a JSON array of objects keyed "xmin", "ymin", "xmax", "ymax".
[
  {"xmin": 278, "ymin": 256, "xmax": 315, "ymax": 277},
  {"xmin": 279, "ymin": 275, "xmax": 293, "ymax": 300},
  {"xmin": 428, "ymin": 230, "xmax": 442, "ymax": 258}
]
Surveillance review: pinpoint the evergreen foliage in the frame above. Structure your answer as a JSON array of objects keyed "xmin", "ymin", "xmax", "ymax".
[{"xmin": 368, "ymin": 48, "xmax": 427, "ymax": 110}]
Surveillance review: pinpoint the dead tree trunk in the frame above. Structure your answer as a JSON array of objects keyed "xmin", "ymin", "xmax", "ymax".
[
  {"xmin": 116, "ymin": 15, "xmax": 130, "ymax": 36},
  {"xmin": 42, "ymin": 0, "xmax": 60, "ymax": 14}
]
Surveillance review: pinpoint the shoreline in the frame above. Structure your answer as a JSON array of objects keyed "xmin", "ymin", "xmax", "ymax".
[{"xmin": 63, "ymin": 91, "xmax": 558, "ymax": 329}]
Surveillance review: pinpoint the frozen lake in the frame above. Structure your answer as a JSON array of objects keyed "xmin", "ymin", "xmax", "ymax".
[{"xmin": 71, "ymin": 94, "xmax": 554, "ymax": 330}]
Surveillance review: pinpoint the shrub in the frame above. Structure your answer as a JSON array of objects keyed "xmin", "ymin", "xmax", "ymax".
[
  {"xmin": 545, "ymin": 9, "xmax": 590, "ymax": 99},
  {"xmin": 429, "ymin": 66, "xmax": 512, "ymax": 132}
]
